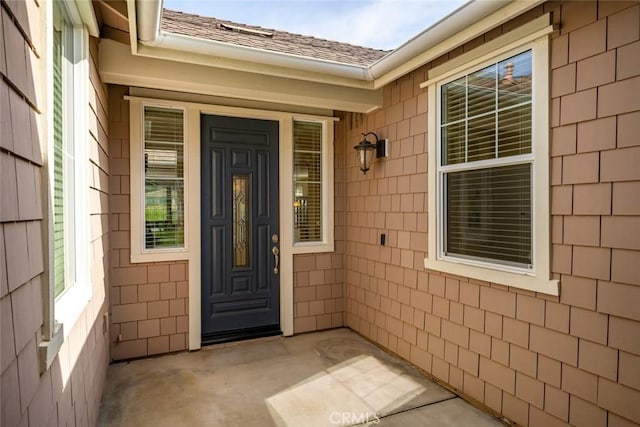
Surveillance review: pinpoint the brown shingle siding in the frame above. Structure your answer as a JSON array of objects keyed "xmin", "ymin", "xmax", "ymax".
[
  {"xmin": 2, "ymin": 1, "xmax": 111, "ymax": 420},
  {"xmin": 606, "ymin": 4, "xmax": 640, "ymax": 49}
]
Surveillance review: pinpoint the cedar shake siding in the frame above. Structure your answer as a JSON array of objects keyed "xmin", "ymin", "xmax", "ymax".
[
  {"xmin": 108, "ymin": 86, "xmax": 190, "ymax": 359},
  {"xmin": 1, "ymin": 1, "xmax": 110, "ymax": 426},
  {"xmin": 339, "ymin": 2, "xmax": 640, "ymax": 425}
]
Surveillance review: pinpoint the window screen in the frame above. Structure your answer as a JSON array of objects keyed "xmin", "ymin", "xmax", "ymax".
[
  {"xmin": 293, "ymin": 121, "xmax": 322, "ymax": 243},
  {"xmin": 143, "ymin": 106, "xmax": 185, "ymax": 249}
]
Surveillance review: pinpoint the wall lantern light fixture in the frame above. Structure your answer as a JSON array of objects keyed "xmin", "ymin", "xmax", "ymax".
[{"xmin": 353, "ymin": 132, "xmax": 388, "ymax": 175}]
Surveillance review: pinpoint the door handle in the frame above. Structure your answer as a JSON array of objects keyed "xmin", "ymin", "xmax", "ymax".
[{"xmin": 272, "ymin": 246, "xmax": 280, "ymax": 275}]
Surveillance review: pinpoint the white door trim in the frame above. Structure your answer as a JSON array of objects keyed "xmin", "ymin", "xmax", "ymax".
[{"xmin": 189, "ymin": 104, "xmax": 295, "ymax": 349}]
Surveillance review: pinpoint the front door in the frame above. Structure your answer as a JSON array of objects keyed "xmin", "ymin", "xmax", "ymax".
[{"xmin": 201, "ymin": 115, "xmax": 280, "ymax": 344}]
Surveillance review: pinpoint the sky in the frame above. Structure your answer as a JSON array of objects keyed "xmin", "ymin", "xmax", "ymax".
[{"xmin": 162, "ymin": 0, "xmax": 469, "ymax": 50}]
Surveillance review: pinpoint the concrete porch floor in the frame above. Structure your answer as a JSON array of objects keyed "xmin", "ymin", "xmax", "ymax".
[{"xmin": 98, "ymin": 328, "xmax": 504, "ymax": 427}]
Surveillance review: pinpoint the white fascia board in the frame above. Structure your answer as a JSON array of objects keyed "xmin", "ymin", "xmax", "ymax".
[
  {"xmin": 135, "ymin": 37, "xmax": 374, "ymax": 90},
  {"xmin": 368, "ymin": 0, "xmax": 510, "ymax": 79},
  {"xmin": 370, "ymin": 0, "xmax": 545, "ymax": 88},
  {"xmin": 99, "ymin": 39, "xmax": 382, "ymax": 113},
  {"xmin": 154, "ymin": 32, "xmax": 371, "ymax": 82}
]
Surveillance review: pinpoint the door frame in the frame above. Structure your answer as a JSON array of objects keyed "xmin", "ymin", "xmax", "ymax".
[
  {"xmin": 190, "ymin": 106, "xmax": 294, "ymax": 349},
  {"xmin": 126, "ymin": 95, "xmax": 336, "ymax": 350}
]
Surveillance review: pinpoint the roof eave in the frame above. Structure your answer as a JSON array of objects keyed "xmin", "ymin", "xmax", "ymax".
[
  {"xmin": 153, "ymin": 31, "xmax": 373, "ymax": 82},
  {"xmin": 369, "ymin": 0, "xmax": 545, "ymax": 88},
  {"xmin": 129, "ymin": 0, "xmax": 545, "ymax": 89}
]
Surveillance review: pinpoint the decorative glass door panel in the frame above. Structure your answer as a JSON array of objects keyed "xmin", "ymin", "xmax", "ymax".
[{"xmin": 232, "ymin": 175, "xmax": 250, "ymax": 268}]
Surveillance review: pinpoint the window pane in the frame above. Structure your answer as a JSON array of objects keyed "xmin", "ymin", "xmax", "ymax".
[
  {"xmin": 441, "ymin": 77, "xmax": 466, "ymax": 123},
  {"xmin": 144, "ymin": 106, "xmax": 185, "ymax": 249},
  {"xmin": 442, "ymin": 121, "xmax": 465, "ymax": 165},
  {"xmin": 233, "ymin": 175, "xmax": 250, "ymax": 268},
  {"xmin": 467, "ymin": 113, "xmax": 496, "ymax": 162},
  {"xmin": 53, "ymin": 19, "xmax": 65, "ymax": 297},
  {"xmin": 468, "ymin": 64, "xmax": 496, "ymax": 118},
  {"xmin": 293, "ymin": 121, "xmax": 322, "ymax": 242},
  {"xmin": 498, "ymin": 104, "xmax": 532, "ymax": 157},
  {"xmin": 53, "ymin": 4, "xmax": 76, "ymax": 297},
  {"xmin": 445, "ymin": 164, "xmax": 532, "ymax": 267},
  {"xmin": 441, "ymin": 50, "xmax": 533, "ymax": 166},
  {"xmin": 498, "ymin": 50, "xmax": 532, "ymax": 109}
]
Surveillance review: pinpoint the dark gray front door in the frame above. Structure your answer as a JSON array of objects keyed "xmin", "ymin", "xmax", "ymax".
[{"xmin": 201, "ymin": 115, "xmax": 280, "ymax": 344}]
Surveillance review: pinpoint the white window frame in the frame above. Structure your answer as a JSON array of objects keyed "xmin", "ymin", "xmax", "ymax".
[
  {"xmin": 291, "ymin": 117, "xmax": 334, "ymax": 253},
  {"xmin": 41, "ymin": 0, "xmax": 92, "ymax": 371},
  {"xmin": 129, "ymin": 101, "xmax": 189, "ymax": 263},
  {"xmin": 423, "ymin": 27, "xmax": 558, "ymax": 295}
]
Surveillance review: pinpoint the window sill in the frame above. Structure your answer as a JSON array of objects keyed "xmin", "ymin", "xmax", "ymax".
[
  {"xmin": 131, "ymin": 248, "xmax": 189, "ymax": 263},
  {"xmin": 55, "ymin": 281, "xmax": 92, "ymax": 336},
  {"xmin": 291, "ymin": 241, "xmax": 334, "ymax": 254},
  {"xmin": 38, "ymin": 323, "xmax": 64, "ymax": 373},
  {"xmin": 424, "ymin": 257, "xmax": 558, "ymax": 295}
]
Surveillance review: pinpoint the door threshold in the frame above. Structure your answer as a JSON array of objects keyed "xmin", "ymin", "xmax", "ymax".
[{"xmin": 201, "ymin": 325, "xmax": 282, "ymax": 347}]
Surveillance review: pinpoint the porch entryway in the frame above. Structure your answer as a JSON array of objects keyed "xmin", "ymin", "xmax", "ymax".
[{"xmin": 98, "ymin": 329, "xmax": 504, "ymax": 426}]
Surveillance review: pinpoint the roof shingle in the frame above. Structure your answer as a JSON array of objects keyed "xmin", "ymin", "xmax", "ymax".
[{"xmin": 161, "ymin": 9, "xmax": 389, "ymax": 66}]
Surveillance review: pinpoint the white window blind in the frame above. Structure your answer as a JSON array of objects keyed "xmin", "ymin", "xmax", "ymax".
[
  {"xmin": 53, "ymin": 2, "xmax": 76, "ymax": 298},
  {"xmin": 440, "ymin": 50, "xmax": 533, "ymax": 268},
  {"xmin": 293, "ymin": 121, "xmax": 322, "ymax": 243},
  {"xmin": 143, "ymin": 106, "xmax": 185, "ymax": 249}
]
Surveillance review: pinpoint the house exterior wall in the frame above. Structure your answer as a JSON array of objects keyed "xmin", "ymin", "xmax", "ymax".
[
  {"xmin": 108, "ymin": 85, "xmax": 189, "ymax": 360},
  {"xmin": 292, "ymin": 251, "xmax": 345, "ymax": 333},
  {"xmin": 338, "ymin": 1, "xmax": 640, "ymax": 425},
  {"xmin": 1, "ymin": 1, "xmax": 110, "ymax": 426}
]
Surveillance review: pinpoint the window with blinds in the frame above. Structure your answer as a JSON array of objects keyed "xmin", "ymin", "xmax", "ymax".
[
  {"xmin": 293, "ymin": 121, "xmax": 323, "ymax": 243},
  {"xmin": 440, "ymin": 50, "xmax": 533, "ymax": 268},
  {"xmin": 53, "ymin": 2, "xmax": 76, "ymax": 298},
  {"xmin": 143, "ymin": 106, "xmax": 185, "ymax": 250}
]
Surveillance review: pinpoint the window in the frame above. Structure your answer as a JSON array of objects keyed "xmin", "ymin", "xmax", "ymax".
[
  {"xmin": 52, "ymin": 2, "xmax": 75, "ymax": 298},
  {"xmin": 424, "ymin": 34, "xmax": 557, "ymax": 295},
  {"xmin": 143, "ymin": 106, "xmax": 185, "ymax": 250},
  {"xmin": 51, "ymin": 1, "xmax": 90, "ymax": 315},
  {"xmin": 441, "ymin": 50, "xmax": 533, "ymax": 269},
  {"xmin": 293, "ymin": 121, "xmax": 322, "ymax": 242},
  {"xmin": 291, "ymin": 119, "xmax": 334, "ymax": 252},
  {"xmin": 41, "ymin": 0, "xmax": 91, "ymax": 370},
  {"xmin": 129, "ymin": 101, "xmax": 189, "ymax": 263}
]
